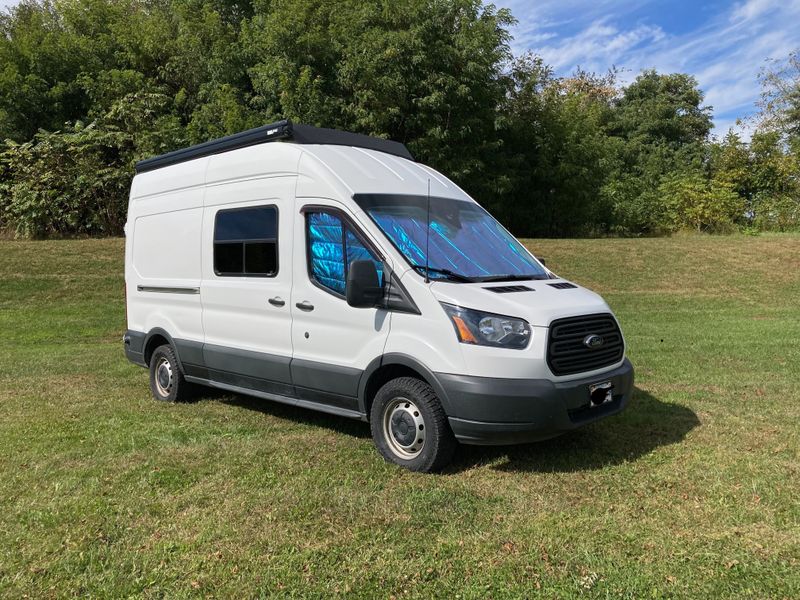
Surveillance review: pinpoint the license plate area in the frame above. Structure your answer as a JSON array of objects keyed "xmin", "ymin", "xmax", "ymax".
[{"xmin": 588, "ymin": 380, "xmax": 614, "ymax": 407}]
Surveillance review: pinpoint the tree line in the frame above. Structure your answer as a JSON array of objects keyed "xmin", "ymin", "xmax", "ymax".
[{"xmin": 0, "ymin": 0, "xmax": 798, "ymax": 238}]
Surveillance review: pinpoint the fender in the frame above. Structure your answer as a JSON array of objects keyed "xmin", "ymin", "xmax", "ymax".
[
  {"xmin": 357, "ymin": 352, "xmax": 454, "ymax": 417},
  {"xmin": 143, "ymin": 327, "xmax": 183, "ymax": 371}
]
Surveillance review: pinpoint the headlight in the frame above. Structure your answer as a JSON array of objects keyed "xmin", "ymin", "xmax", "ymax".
[{"xmin": 440, "ymin": 303, "xmax": 531, "ymax": 349}]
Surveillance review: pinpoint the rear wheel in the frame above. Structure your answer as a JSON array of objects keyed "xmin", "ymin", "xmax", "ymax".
[
  {"xmin": 149, "ymin": 344, "xmax": 192, "ymax": 402},
  {"xmin": 370, "ymin": 377, "xmax": 457, "ymax": 472}
]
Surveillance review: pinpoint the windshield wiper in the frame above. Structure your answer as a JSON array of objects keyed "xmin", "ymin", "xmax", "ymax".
[
  {"xmin": 477, "ymin": 273, "xmax": 549, "ymax": 282},
  {"xmin": 410, "ymin": 265, "xmax": 476, "ymax": 283}
]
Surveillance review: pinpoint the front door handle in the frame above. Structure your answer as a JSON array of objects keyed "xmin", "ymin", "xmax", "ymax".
[
  {"xmin": 268, "ymin": 296, "xmax": 285, "ymax": 307},
  {"xmin": 295, "ymin": 301, "xmax": 315, "ymax": 311}
]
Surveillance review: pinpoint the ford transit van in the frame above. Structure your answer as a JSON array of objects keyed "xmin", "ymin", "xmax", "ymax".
[{"xmin": 123, "ymin": 120, "xmax": 633, "ymax": 472}]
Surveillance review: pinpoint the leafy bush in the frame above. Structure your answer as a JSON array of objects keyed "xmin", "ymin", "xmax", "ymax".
[
  {"xmin": 753, "ymin": 193, "xmax": 800, "ymax": 231},
  {"xmin": 659, "ymin": 172, "xmax": 744, "ymax": 233},
  {"xmin": 0, "ymin": 126, "xmax": 131, "ymax": 237},
  {"xmin": 0, "ymin": 91, "xmax": 183, "ymax": 237},
  {"xmin": 605, "ymin": 178, "xmax": 670, "ymax": 236}
]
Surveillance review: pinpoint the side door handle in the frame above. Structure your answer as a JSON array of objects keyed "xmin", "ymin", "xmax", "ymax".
[
  {"xmin": 295, "ymin": 300, "xmax": 315, "ymax": 311},
  {"xmin": 268, "ymin": 296, "xmax": 285, "ymax": 307}
]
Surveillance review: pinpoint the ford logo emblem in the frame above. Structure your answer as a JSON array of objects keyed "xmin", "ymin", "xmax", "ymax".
[{"xmin": 583, "ymin": 334, "xmax": 604, "ymax": 349}]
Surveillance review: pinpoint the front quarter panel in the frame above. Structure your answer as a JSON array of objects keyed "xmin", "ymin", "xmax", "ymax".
[{"xmin": 382, "ymin": 271, "xmax": 467, "ymax": 376}]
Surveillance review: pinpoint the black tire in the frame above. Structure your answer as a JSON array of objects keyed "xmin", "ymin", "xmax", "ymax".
[
  {"xmin": 148, "ymin": 344, "xmax": 192, "ymax": 402},
  {"xmin": 370, "ymin": 376, "xmax": 457, "ymax": 472}
]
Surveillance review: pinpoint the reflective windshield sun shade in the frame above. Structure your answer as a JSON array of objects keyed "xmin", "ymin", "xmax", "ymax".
[
  {"xmin": 307, "ymin": 212, "xmax": 385, "ymax": 296},
  {"xmin": 354, "ymin": 194, "xmax": 546, "ymax": 280},
  {"xmin": 308, "ymin": 212, "xmax": 346, "ymax": 294},
  {"xmin": 346, "ymin": 229, "xmax": 384, "ymax": 287}
]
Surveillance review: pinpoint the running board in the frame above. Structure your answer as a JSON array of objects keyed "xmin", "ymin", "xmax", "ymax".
[{"xmin": 185, "ymin": 376, "xmax": 366, "ymax": 421}]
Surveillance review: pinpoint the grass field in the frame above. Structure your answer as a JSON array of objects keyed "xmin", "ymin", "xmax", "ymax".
[{"xmin": 0, "ymin": 235, "xmax": 798, "ymax": 598}]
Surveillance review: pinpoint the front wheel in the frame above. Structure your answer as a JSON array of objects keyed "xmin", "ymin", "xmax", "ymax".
[{"xmin": 370, "ymin": 377, "xmax": 457, "ymax": 472}]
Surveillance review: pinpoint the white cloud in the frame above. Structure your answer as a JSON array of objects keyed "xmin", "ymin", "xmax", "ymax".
[
  {"xmin": 533, "ymin": 19, "xmax": 666, "ymax": 72},
  {"xmin": 496, "ymin": 0, "xmax": 800, "ymax": 137},
  {"xmin": 730, "ymin": 0, "xmax": 781, "ymax": 22}
]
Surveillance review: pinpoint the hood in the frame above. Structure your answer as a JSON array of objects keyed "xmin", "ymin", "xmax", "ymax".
[{"xmin": 429, "ymin": 278, "xmax": 612, "ymax": 327}]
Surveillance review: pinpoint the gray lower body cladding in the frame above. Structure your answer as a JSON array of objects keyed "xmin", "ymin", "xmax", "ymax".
[
  {"xmin": 440, "ymin": 359, "xmax": 634, "ymax": 445},
  {"xmin": 123, "ymin": 330, "xmax": 147, "ymax": 366},
  {"xmin": 124, "ymin": 329, "xmax": 633, "ymax": 445}
]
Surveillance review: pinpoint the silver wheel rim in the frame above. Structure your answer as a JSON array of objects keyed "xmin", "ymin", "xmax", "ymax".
[
  {"xmin": 382, "ymin": 396, "xmax": 426, "ymax": 459},
  {"xmin": 155, "ymin": 357, "xmax": 173, "ymax": 397}
]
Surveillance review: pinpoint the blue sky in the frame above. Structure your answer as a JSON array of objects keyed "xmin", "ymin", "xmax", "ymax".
[
  {"xmin": 494, "ymin": 0, "xmax": 800, "ymax": 138},
  {"xmin": 2, "ymin": 0, "xmax": 797, "ymax": 137}
]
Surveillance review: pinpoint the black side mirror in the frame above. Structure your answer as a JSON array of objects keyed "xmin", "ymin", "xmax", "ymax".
[
  {"xmin": 346, "ymin": 260, "xmax": 383, "ymax": 308},
  {"xmin": 536, "ymin": 256, "xmax": 546, "ymax": 266}
]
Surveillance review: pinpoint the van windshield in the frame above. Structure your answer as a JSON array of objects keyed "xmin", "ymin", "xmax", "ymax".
[{"xmin": 354, "ymin": 194, "xmax": 548, "ymax": 282}]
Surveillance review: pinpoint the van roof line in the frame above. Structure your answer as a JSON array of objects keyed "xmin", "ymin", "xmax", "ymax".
[{"xmin": 134, "ymin": 120, "xmax": 414, "ymax": 174}]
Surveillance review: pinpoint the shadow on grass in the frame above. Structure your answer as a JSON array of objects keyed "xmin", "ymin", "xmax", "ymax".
[
  {"xmin": 209, "ymin": 388, "xmax": 371, "ymax": 440},
  {"xmin": 203, "ymin": 386, "xmax": 698, "ymax": 473},
  {"xmin": 449, "ymin": 386, "xmax": 700, "ymax": 473}
]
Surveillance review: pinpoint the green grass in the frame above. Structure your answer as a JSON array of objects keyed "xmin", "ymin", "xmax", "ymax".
[{"xmin": 0, "ymin": 235, "xmax": 798, "ymax": 598}]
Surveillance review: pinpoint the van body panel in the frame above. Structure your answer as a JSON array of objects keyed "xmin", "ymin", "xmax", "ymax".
[
  {"xmin": 199, "ymin": 344, "xmax": 294, "ymax": 396},
  {"xmin": 428, "ymin": 279, "xmax": 612, "ymax": 328},
  {"xmin": 203, "ymin": 174, "xmax": 297, "ymax": 208},
  {"xmin": 378, "ymin": 270, "xmax": 468, "ymax": 375},
  {"xmin": 289, "ymin": 197, "xmax": 392, "ymax": 406},
  {"xmin": 200, "ymin": 180, "xmax": 295, "ymax": 385},
  {"xmin": 130, "ymin": 156, "xmax": 209, "ymax": 200},
  {"xmin": 173, "ymin": 337, "xmax": 205, "ymax": 368},
  {"xmin": 295, "ymin": 151, "xmax": 357, "ymax": 201},
  {"xmin": 205, "ymin": 143, "xmax": 302, "ymax": 186},
  {"xmin": 132, "ymin": 208, "xmax": 203, "ymax": 280},
  {"xmin": 127, "ymin": 183, "xmax": 204, "ymax": 345},
  {"xmin": 298, "ymin": 145, "xmax": 471, "ymax": 200},
  {"xmin": 292, "ymin": 359, "xmax": 363, "ymax": 400}
]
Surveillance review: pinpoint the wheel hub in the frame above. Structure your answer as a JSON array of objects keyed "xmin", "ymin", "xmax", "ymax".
[
  {"xmin": 383, "ymin": 397, "xmax": 426, "ymax": 459},
  {"xmin": 155, "ymin": 357, "xmax": 173, "ymax": 396},
  {"xmin": 391, "ymin": 411, "xmax": 417, "ymax": 446}
]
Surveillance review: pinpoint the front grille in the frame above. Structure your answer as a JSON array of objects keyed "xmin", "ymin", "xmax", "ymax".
[{"xmin": 547, "ymin": 313, "xmax": 624, "ymax": 376}]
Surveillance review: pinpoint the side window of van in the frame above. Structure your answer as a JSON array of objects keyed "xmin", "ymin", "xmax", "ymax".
[
  {"xmin": 214, "ymin": 206, "xmax": 278, "ymax": 277},
  {"xmin": 306, "ymin": 211, "xmax": 383, "ymax": 296}
]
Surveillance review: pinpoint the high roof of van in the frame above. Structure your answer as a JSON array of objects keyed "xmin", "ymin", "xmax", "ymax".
[
  {"xmin": 296, "ymin": 144, "xmax": 470, "ymax": 201},
  {"xmin": 129, "ymin": 122, "xmax": 472, "ymax": 204}
]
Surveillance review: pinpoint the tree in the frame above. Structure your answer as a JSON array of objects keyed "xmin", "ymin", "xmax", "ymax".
[
  {"xmin": 0, "ymin": 0, "xmax": 791, "ymax": 238},
  {"xmin": 0, "ymin": 0, "xmax": 521, "ymax": 237},
  {"xmin": 242, "ymin": 0, "xmax": 514, "ymax": 197},
  {"xmin": 603, "ymin": 70, "xmax": 713, "ymax": 234},
  {"xmin": 710, "ymin": 131, "xmax": 751, "ymax": 197},
  {"xmin": 0, "ymin": 0, "xmax": 97, "ymax": 141},
  {"xmin": 496, "ymin": 56, "xmax": 618, "ymax": 236},
  {"xmin": 757, "ymin": 50, "xmax": 800, "ymax": 143},
  {"xmin": 748, "ymin": 130, "xmax": 800, "ymax": 230},
  {"xmin": 659, "ymin": 171, "xmax": 743, "ymax": 233}
]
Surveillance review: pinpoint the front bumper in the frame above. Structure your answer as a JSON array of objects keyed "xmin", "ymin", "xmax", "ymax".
[{"xmin": 437, "ymin": 358, "xmax": 634, "ymax": 445}]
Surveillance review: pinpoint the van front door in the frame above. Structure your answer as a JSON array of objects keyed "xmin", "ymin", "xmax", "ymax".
[{"xmin": 290, "ymin": 201, "xmax": 392, "ymax": 413}]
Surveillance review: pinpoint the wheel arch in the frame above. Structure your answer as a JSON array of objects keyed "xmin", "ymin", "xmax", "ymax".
[
  {"xmin": 143, "ymin": 327, "xmax": 182, "ymax": 370},
  {"xmin": 358, "ymin": 353, "xmax": 453, "ymax": 419}
]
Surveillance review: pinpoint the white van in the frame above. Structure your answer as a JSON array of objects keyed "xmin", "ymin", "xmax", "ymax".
[{"xmin": 123, "ymin": 120, "xmax": 633, "ymax": 472}]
